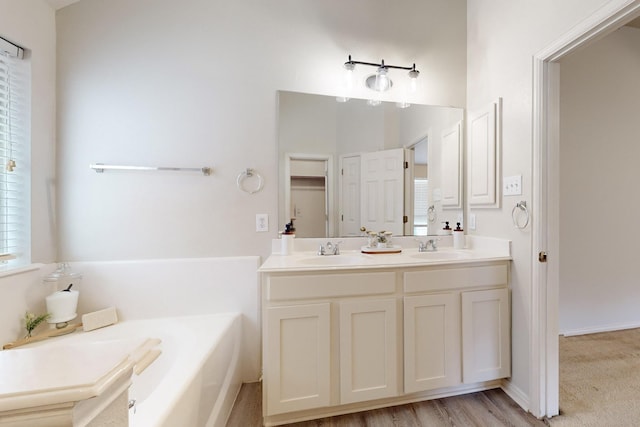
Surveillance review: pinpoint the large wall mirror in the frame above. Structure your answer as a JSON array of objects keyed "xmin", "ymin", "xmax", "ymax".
[{"xmin": 278, "ymin": 91, "xmax": 464, "ymax": 238}]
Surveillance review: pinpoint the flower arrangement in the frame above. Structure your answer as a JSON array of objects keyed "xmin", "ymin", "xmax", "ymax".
[
  {"xmin": 24, "ymin": 311, "xmax": 50, "ymax": 338},
  {"xmin": 367, "ymin": 231, "xmax": 393, "ymax": 247}
]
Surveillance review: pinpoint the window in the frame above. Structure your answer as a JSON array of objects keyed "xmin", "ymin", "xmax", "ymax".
[
  {"xmin": 0, "ymin": 36, "xmax": 28, "ymax": 267},
  {"xmin": 413, "ymin": 178, "xmax": 429, "ymax": 236}
]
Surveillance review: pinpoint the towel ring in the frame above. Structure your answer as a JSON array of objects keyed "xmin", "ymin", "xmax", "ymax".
[
  {"xmin": 427, "ymin": 205, "xmax": 437, "ymax": 223},
  {"xmin": 237, "ymin": 168, "xmax": 264, "ymax": 194},
  {"xmin": 512, "ymin": 201, "xmax": 530, "ymax": 230}
]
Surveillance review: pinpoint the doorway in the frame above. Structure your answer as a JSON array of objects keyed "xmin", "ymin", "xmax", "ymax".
[
  {"xmin": 284, "ymin": 154, "xmax": 333, "ymax": 238},
  {"xmin": 532, "ymin": 0, "xmax": 640, "ymax": 418}
]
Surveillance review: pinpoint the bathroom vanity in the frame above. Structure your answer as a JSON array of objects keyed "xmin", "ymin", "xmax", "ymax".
[{"xmin": 259, "ymin": 237, "xmax": 511, "ymax": 426}]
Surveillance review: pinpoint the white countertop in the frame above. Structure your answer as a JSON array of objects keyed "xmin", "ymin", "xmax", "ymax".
[{"xmin": 260, "ymin": 235, "xmax": 511, "ymax": 272}]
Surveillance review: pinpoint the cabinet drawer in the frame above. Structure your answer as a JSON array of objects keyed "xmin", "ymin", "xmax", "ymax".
[
  {"xmin": 404, "ymin": 264, "xmax": 507, "ymax": 293},
  {"xmin": 268, "ymin": 272, "xmax": 396, "ymax": 301}
]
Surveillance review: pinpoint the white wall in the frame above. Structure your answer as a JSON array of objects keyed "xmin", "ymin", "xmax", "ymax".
[
  {"xmin": 55, "ymin": 0, "xmax": 466, "ymax": 262},
  {"xmin": 466, "ymin": 0, "xmax": 612, "ymax": 408},
  {"xmin": 0, "ymin": 0, "xmax": 57, "ymax": 263},
  {"xmin": 559, "ymin": 26, "xmax": 640, "ymax": 335}
]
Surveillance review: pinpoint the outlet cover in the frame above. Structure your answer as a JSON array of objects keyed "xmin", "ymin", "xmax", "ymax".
[
  {"xmin": 256, "ymin": 214, "xmax": 269, "ymax": 232},
  {"xmin": 503, "ymin": 175, "xmax": 522, "ymax": 196}
]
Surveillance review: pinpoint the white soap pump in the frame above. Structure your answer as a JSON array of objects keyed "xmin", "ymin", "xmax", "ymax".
[
  {"xmin": 281, "ymin": 219, "xmax": 296, "ymax": 256},
  {"xmin": 453, "ymin": 222, "xmax": 465, "ymax": 249},
  {"xmin": 43, "ymin": 263, "xmax": 82, "ymax": 329}
]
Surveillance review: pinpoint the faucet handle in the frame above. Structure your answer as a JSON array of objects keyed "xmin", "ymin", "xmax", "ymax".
[
  {"xmin": 317, "ymin": 244, "xmax": 326, "ymax": 255},
  {"xmin": 333, "ymin": 241, "xmax": 343, "ymax": 255},
  {"xmin": 427, "ymin": 238, "xmax": 440, "ymax": 250},
  {"xmin": 414, "ymin": 238, "xmax": 427, "ymax": 252}
]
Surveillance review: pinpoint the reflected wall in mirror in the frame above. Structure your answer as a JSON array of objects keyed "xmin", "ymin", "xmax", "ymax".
[{"xmin": 278, "ymin": 91, "xmax": 464, "ymax": 238}]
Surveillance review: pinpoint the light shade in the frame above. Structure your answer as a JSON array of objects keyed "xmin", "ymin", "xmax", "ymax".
[{"xmin": 366, "ymin": 67, "xmax": 393, "ymax": 92}]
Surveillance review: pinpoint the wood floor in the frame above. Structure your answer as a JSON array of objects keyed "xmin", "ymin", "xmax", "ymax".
[{"xmin": 226, "ymin": 382, "xmax": 548, "ymax": 427}]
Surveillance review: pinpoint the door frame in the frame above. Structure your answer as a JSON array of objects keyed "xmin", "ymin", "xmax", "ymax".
[
  {"xmin": 531, "ymin": 0, "xmax": 640, "ymax": 418},
  {"xmin": 284, "ymin": 153, "xmax": 334, "ymax": 237}
]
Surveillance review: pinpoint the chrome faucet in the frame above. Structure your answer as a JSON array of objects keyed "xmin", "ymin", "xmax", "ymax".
[
  {"xmin": 318, "ymin": 241, "xmax": 342, "ymax": 256},
  {"xmin": 415, "ymin": 238, "xmax": 438, "ymax": 252}
]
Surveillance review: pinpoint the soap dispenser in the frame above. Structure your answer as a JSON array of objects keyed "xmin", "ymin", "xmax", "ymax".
[
  {"xmin": 442, "ymin": 221, "xmax": 452, "ymax": 235},
  {"xmin": 453, "ymin": 222, "xmax": 464, "ymax": 249},
  {"xmin": 281, "ymin": 219, "xmax": 296, "ymax": 255}
]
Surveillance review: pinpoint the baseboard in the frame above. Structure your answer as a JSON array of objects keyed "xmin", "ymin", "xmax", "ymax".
[
  {"xmin": 560, "ymin": 321, "xmax": 640, "ymax": 337},
  {"xmin": 500, "ymin": 379, "xmax": 529, "ymax": 414}
]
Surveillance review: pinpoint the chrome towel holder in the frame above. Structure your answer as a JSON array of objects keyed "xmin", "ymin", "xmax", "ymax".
[
  {"xmin": 90, "ymin": 163, "xmax": 212, "ymax": 176},
  {"xmin": 236, "ymin": 168, "xmax": 264, "ymax": 194},
  {"xmin": 512, "ymin": 201, "xmax": 530, "ymax": 229}
]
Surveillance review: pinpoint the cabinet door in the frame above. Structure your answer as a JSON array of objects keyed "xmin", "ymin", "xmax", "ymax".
[
  {"xmin": 265, "ymin": 303, "xmax": 331, "ymax": 415},
  {"xmin": 462, "ymin": 288, "xmax": 510, "ymax": 383},
  {"xmin": 404, "ymin": 293, "xmax": 461, "ymax": 393},
  {"xmin": 339, "ymin": 298, "xmax": 398, "ymax": 404}
]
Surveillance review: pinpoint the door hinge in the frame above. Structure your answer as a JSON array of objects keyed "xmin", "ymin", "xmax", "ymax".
[
  {"xmin": 538, "ymin": 251, "xmax": 547, "ymax": 263},
  {"xmin": 404, "ymin": 161, "xmax": 409, "ymax": 169},
  {"xmin": 341, "ymin": 168, "xmax": 344, "ymax": 175},
  {"xmin": 403, "ymin": 215, "xmax": 408, "ymax": 223}
]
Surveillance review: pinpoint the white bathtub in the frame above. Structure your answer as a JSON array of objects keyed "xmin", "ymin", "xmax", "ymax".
[{"xmin": 34, "ymin": 313, "xmax": 243, "ymax": 426}]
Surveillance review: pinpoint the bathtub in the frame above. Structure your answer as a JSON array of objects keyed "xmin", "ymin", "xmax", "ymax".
[{"xmin": 33, "ymin": 313, "xmax": 243, "ymax": 426}]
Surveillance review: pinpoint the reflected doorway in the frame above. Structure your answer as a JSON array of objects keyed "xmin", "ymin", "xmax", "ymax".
[{"xmin": 284, "ymin": 154, "xmax": 333, "ymax": 238}]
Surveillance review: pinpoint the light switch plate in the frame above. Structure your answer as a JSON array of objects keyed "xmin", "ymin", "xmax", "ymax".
[
  {"xmin": 256, "ymin": 214, "xmax": 269, "ymax": 232},
  {"xmin": 503, "ymin": 175, "xmax": 522, "ymax": 196},
  {"xmin": 469, "ymin": 213, "xmax": 476, "ymax": 230}
]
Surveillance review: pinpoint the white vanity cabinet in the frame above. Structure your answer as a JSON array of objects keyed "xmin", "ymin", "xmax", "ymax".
[
  {"xmin": 339, "ymin": 298, "xmax": 398, "ymax": 404},
  {"xmin": 261, "ymin": 259, "xmax": 510, "ymax": 426},
  {"xmin": 402, "ymin": 264, "xmax": 510, "ymax": 393},
  {"xmin": 264, "ymin": 303, "xmax": 331, "ymax": 415},
  {"xmin": 403, "ymin": 292, "xmax": 461, "ymax": 393},
  {"xmin": 461, "ymin": 287, "xmax": 510, "ymax": 383},
  {"xmin": 262, "ymin": 271, "xmax": 397, "ymax": 419}
]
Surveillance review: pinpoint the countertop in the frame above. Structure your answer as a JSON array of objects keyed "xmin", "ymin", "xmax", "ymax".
[{"xmin": 260, "ymin": 236, "xmax": 511, "ymax": 273}]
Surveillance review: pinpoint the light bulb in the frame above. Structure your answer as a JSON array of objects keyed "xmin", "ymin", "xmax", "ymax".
[
  {"xmin": 375, "ymin": 67, "xmax": 390, "ymax": 91},
  {"xmin": 408, "ymin": 67, "xmax": 419, "ymax": 93}
]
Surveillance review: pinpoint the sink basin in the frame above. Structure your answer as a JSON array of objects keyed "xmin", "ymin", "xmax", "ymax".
[
  {"xmin": 409, "ymin": 251, "xmax": 469, "ymax": 261},
  {"xmin": 297, "ymin": 255, "xmax": 368, "ymax": 266}
]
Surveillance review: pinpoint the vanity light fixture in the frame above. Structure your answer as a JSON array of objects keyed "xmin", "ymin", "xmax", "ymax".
[{"xmin": 344, "ymin": 55, "xmax": 420, "ymax": 93}]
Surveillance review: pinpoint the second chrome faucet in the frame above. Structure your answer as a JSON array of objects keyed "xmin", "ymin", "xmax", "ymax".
[
  {"xmin": 318, "ymin": 241, "xmax": 342, "ymax": 256},
  {"xmin": 415, "ymin": 238, "xmax": 438, "ymax": 252}
]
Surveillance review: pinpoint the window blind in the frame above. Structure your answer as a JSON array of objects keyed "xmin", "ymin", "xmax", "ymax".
[
  {"xmin": 413, "ymin": 178, "xmax": 429, "ymax": 236},
  {"xmin": 0, "ymin": 46, "xmax": 28, "ymax": 265}
]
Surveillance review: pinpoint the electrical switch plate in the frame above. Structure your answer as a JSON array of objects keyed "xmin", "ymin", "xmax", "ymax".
[
  {"xmin": 469, "ymin": 213, "xmax": 476, "ymax": 230},
  {"xmin": 256, "ymin": 214, "xmax": 269, "ymax": 232},
  {"xmin": 503, "ymin": 175, "xmax": 522, "ymax": 196}
]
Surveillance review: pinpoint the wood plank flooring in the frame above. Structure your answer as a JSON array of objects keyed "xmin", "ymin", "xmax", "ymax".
[{"xmin": 226, "ymin": 382, "xmax": 548, "ymax": 427}]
